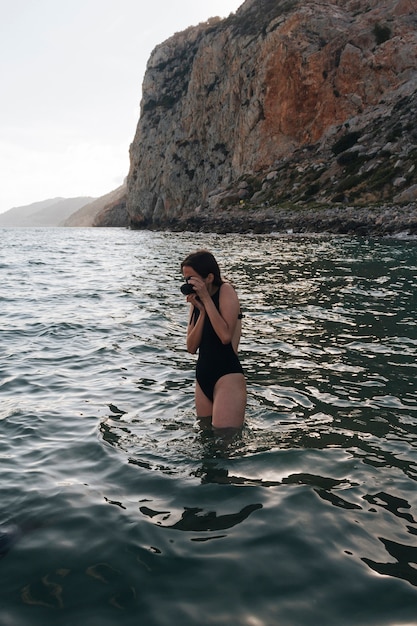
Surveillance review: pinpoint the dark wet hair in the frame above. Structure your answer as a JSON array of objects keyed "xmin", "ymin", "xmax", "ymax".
[{"xmin": 181, "ymin": 250, "xmax": 223, "ymax": 286}]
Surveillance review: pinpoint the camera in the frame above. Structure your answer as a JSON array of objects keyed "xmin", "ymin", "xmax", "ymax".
[{"xmin": 180, "ymin": 277, "xmax": 195, "ymax": 295}]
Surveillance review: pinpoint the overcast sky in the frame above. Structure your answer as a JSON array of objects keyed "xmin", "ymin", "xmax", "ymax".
[{"xmin": 0, "ymin": 0, "xmax": 243, "ymax": 213}]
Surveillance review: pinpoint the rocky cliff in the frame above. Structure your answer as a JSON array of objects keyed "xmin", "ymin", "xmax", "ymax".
[{"xmin": 127, "ymin": 0, "xmax": 417, "ymax": 233}]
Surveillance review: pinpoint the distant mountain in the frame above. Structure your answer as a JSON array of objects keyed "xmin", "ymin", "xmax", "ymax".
[
  {"xmin": 0, "ymin": 197, "xmax": 95, "ymax": 227},
  {"xmin": 63, "ymin": 184, "xmax": 127, "ymax": 227}
]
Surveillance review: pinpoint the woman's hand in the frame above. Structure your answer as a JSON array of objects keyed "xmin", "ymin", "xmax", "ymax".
[
  {"xmin": 186, "ymin": 276, "xmax": 210, "ymax": 303},
  {"xmin": 186, "ymin": 292, "xmax": 204, "ymax": 312}
]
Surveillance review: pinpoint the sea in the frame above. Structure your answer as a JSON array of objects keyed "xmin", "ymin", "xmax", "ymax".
[{"xmin": 1, "ymin": 227, "xmax": 416, "ymax": 626}]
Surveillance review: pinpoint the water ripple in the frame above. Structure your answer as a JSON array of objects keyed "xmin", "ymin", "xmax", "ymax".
[{"xmin": 1, "ymin": 229, "xmax": 417, "ymax": 625}]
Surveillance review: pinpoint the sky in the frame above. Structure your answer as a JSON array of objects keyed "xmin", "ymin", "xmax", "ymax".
[{"xmin": 0, "ymin": 0, "xmax": 243, "ymax": 213}]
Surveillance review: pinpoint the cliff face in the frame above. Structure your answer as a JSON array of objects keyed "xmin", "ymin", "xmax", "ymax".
[{"xmin": 127, "ymin": 0, "xmax": 417, "ymax": 229}]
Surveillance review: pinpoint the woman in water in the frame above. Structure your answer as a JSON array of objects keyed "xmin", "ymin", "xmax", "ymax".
[{"xmin": 181, "ymin": 250, "xmax": 246, "ymax": 429}]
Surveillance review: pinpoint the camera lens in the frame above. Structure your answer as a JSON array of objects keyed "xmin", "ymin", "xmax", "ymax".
[{"xmin": 180, "ymin": 283, "xmax": 195, "ymax": 295}]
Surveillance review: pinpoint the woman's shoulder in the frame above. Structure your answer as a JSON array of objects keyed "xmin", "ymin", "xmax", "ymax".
[{"xmin": 219, "ymin": 281, "xmax": 239, "ymax": 300}]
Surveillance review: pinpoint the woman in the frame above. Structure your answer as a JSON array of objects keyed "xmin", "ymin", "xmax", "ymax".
[{"xmin": 181, "ymin": 250, "xmax": 246, "ymax": 429}]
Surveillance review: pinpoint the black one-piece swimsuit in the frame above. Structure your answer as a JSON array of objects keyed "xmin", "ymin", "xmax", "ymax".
[{"xmin": 192, "ymin": 286, "xmax": 244, "ymax": 402}]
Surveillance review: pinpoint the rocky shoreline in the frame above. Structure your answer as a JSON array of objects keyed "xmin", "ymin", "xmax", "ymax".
[{"xmin": 132, "ymin": 202, "xmax": 417, "ymax": 237}]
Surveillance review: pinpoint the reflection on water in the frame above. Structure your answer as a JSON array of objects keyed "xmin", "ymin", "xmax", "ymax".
[
  {"xmin": 362, "ymin": 537, "xmax": 417, "ymax": 588},
  {"xmin": 139, "ymin": 502, "xmax": 263, "ymax": 533},
  {"xmin": 1, "ymin": 228, "xmax": 417, "ymax": 625}
]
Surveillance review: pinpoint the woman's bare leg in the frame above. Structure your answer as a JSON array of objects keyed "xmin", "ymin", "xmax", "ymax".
[
  {"xmin": 211, "ymin": 374, "xmax": 246, "ymax": 429},
  {"xmin": 195, "ymin": 380, "xmax": 213, "ymax": 418}
]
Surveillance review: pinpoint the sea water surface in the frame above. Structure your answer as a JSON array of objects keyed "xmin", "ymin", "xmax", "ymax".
[{"xmin": 0, "ymin": 227, "xmax": 417, "ymax": 626}]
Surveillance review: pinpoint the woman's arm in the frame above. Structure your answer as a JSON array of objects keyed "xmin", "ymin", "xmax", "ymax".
[
  {"xmin": 200, "ymin": 283, "xmax": 241, "ymax": 346},
  {"xmin": 185, "ymin": 297, "xmax": 205, "ymax": 354}
]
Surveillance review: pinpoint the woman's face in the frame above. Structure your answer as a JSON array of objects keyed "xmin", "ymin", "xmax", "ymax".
[
  {"xmin": 182, "ymin": 265, "xmax": 200, "ymax": 281},
  {"xmin": 182, "ymin": 265, "xmax": 214, "ymax": 292}
]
